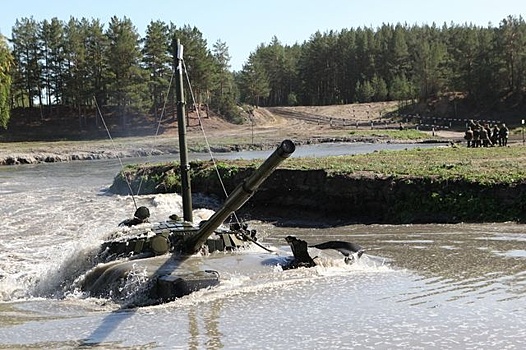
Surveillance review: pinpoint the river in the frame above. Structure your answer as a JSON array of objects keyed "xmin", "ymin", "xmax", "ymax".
[{"xmin": 0, "ymin": 142, "xmax": 525, "ymax": 349}]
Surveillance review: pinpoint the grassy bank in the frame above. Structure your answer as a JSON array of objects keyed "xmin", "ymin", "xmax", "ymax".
[
  {"xmin": 115, "ymin": 145, "xmax": 526, "ymax": 192},
  {"xmin": 290, "ymin": 145, "xmax": 526, "ymax": 184},
  {"xmin": 346, "ymin": 129, "xmax": 434, "ymax": 140},
  {"xmin": 110, "ymin": 145, "xmax": 526, "ymax": 224},
  {"xmin": 196, "ymin": 145, "xmax": 526, "ymax": 185}
]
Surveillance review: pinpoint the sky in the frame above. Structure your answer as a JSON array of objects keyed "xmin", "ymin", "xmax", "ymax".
[{"xmin": 1, "ymin": 0, "xmax": 525, "ymax": 71}]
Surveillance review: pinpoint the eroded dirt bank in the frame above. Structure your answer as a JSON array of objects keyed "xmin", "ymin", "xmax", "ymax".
[{"xmin": 240, "ymin": 169, "xmax": 526, "ymax": 224}]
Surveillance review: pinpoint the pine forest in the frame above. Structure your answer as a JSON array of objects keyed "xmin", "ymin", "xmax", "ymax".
[{"xmin": 1, "ymin": 15, "xmax": 526, "ymax": 132}]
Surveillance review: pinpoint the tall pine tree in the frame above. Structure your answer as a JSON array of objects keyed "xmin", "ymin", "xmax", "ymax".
[{"xmin": 0, "ymin": 34, "xmax": 13, "ymax": 128}]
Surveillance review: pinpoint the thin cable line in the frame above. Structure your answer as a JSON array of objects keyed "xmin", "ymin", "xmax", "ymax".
[{"xmin": 94, "ymin": 96, "xmax": 138, "ymax": 210}]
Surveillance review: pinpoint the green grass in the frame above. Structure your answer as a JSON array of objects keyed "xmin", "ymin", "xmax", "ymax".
[
  {"xmin": 112, "ymin": 145, "xmax": 526, "ymax": 222},
  {"xmin": 347, "ymin": 129, "xmax": 432, "ymax": 140},
  {"xmin": 117, "ymin": 145, "xmax": 526, "ymax": 190},
  {"xmin": 219, "ymin": 145, "xmax": 526, "ymax": 185}
]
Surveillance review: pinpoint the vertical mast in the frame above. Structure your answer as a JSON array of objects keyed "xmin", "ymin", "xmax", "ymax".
[{"xmin": 175, "ymin": 39, "xmax": 192, "ymax": 222}]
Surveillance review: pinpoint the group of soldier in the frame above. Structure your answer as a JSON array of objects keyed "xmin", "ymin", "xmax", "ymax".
[{"xmin": 464, "ymin": 120, "xmax": 509, "ymax": 147}]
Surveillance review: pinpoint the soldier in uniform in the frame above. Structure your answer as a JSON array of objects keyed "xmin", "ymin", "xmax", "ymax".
[
  {"xmin": 499, "ymin": 123, "xmax": 509, "ymax": 146},
  {"xmin": 464, "ymin": 127, "xmax": 473, "ymax": 147},
  {"xmin": 119, "ymin": 206, "xmax": 150, "ymax": 227},
  {"xmin": 472, "ymin": 125, "xmax": 481, "ymax": 147},
  {"xmin": 491, "ymin": 125, "xmax": 499, "ymax": 146},
  {"xmin": 480, "ymin": 125, "xmax": 490, "ymax": 147}
]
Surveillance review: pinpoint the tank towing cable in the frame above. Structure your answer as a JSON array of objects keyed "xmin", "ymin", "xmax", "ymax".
[{"xmin": 239, "ymin": 231, "xmax": 274, "ymax": 253}]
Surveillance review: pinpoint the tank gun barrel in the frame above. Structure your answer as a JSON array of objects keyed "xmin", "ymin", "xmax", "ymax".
[{"xmin": 182, "ymin": 139, "xmax": 295, "ymax": 254}]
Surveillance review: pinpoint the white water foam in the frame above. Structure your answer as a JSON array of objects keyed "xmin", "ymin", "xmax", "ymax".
[{"xmin": 0, "ymin": 187, "xmax": 232, "ymax": 302}]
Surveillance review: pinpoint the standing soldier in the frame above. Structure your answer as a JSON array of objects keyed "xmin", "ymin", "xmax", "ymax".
[
  {"xmin": 464, "ymin": 127, "xmax": 473, "ymax": 147},
  {"xmin": 472, "ymin": 125, "xmax": 481, "ymax": 147},
  {"xmin": 499, "ymin": 123, "xmax": 509, "ymax": 146},
  {"xmin": 481, "ymin": 124, "xmax": 491, "ymax": 147},
  {"xmin": 491, "ymin": 125, "xmax": 499, "ymax": 146}
]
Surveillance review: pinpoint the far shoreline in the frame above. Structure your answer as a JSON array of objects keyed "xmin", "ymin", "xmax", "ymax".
[{"xmin": 0, "ymin": 134, "xmax": 453, "ymax": 166}]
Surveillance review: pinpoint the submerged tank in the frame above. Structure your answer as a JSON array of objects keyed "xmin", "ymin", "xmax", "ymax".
[
  {"xmin": 75, "ymin": 41, "xmax": 364, "ymax": 307},
  {"xmin": 77, "ymin": 139, "xmax": 364, "ymax": 306},
  {"xmin": 79, "ymin": 140, "xmax": 295, "ymax": 305},
  {"xmin": 101, "ymin": 139, "xmax": 296, "ymax": 259}
]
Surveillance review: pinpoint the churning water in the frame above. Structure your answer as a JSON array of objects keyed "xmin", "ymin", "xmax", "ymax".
[{"xmin": 0, "ymin": 143, "xmax": 525, "ymax": 349}]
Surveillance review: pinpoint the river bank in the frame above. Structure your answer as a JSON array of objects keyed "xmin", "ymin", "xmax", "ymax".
[
  {"xmin": 109, "ymin": 145, "xmax": 526, "ymax": 225},
  {"xmin": 4, "ymin": 105, "xmax": 525, "ymax": 224},
  {"xmin": 0, "ymin": 133, "xmax": 449, "ymax": 166}
]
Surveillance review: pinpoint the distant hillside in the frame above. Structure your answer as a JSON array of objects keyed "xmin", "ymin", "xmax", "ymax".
[{"xmin": 1, "ymin": 98, "xmax": 525, "ymax": 142}]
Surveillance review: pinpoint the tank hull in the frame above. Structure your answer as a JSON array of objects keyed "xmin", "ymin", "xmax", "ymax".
[
  {"xmin": 80, "ymin": 253, "xmax": 222, "ymax": 306},
  {"xmin": 79, "ymin": 220, "xmax": 256, "ymax": 306}
]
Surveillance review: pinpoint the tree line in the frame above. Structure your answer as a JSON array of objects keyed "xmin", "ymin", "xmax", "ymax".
[
  {"xmin": 246, "ymin": 15, "xmax": 526, "ymax": 111},
  {"xmin": 0, "ymin": 14, "xmax": 525, "ymax": 131},
  {"xmin": 1, "ymin": 16, "xmax": 239, "ymax": 129}
]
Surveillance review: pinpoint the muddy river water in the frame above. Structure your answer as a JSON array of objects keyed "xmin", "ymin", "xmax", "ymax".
[{"xmin": 0, "ymin": 143, "xmax": 524, "ymax": 349}]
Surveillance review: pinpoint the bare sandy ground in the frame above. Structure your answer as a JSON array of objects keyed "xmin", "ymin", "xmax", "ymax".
[{"xmin": 0, "ymin": 102, "xmax": 464, "ymax": 165}]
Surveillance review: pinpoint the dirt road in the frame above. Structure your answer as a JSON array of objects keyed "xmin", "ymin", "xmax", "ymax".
[{"xmin": 1, "ymin": 102, "xmax": 462, "ymax": 165}]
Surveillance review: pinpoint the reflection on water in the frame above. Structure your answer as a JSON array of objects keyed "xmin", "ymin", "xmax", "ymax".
[{"xmin": 188, "ymin": 299, "xmax": 223, "ymax": 349}]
